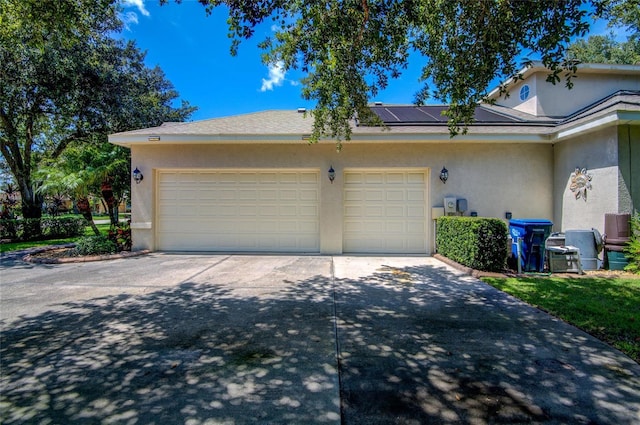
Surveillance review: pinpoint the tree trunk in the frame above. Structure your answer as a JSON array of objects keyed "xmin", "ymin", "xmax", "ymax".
[
  {"xmin": 76, "ymin": 196, "xmax": 100, "ymax": 236},
  {"xmin": 17, "ymin": 178, "xmax": 43, "ymax": 239},
  {"xmin": 101, "ymin": 180, "xmax": 118, "ymax": 226},
  {"xmin": 17, "ymin": 179, "xmax": 42, "ymax": 219},
  {"xmin": 112, "ymin": 196, "xmax": 120, "ymax": 224}
]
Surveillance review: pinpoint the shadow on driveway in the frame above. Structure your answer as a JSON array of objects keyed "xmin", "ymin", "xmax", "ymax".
[
  {"xmin": 1, "ymin": 274, "xmax": 340, "ymax": 424},
  {"xmin": 333, "ymin": 261, "xmax": 640, "ymax": 424},
  {"xmin": 1, "ymin": 256, "xmax": 639, "ymax": 424}
]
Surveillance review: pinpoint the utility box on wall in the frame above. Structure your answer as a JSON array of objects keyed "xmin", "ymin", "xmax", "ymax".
[
  {"xmin": 457, "ymin": 199, "xmax": 467, "ymax": 213},
  {"xmin": 444, "ymin": 197, "xmax": 457, "ymax": 215}
]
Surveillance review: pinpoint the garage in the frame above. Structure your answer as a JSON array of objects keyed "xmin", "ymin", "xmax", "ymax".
[
  {"xmin": 343, "ymin": 169, "xmax": 428, "ymax": 254},
  {"xmin": 156, "ymin": 170, "xmax": 320, "ymax": 252}
]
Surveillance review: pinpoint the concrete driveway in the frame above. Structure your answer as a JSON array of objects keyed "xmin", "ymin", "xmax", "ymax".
[{"xmin": 1, "ymin": 254, "xmax": 639, "ymax": 424}]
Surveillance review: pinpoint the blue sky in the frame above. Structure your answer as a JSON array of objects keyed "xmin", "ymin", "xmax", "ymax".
[
  {"xmin": 120, "ymin": 0, "xmax": 619, "ymax": 122},
  {"xmin": 120, "ymin": 0, "xmax": 321, "ymax": 120}
]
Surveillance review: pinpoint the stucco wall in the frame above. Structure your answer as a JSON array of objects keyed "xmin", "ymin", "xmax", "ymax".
[
  {"xmin": 497, "ymin": 72, "xmax": 640, "ymax": 117},
  {"xmin": 553, "ymin": 127, "xmax": 621, "ymax": 233},
  {"xmin": 130, "ymin": 141, "xmax": 553, "ymax": 253}
]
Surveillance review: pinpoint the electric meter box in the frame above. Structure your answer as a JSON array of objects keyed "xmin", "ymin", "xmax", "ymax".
[{"xmin": 444, "ymin": 197, "xmax": 457, "ymax": 215}]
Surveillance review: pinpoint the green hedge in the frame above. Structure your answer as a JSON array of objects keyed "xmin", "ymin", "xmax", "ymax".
[
  {"xmin": 0, "ymin": 217, "xmax": 86, "ymax": 241},
  {"xmin": 436, "ymin": 216, "xmax": 508, "ymax": 272}
]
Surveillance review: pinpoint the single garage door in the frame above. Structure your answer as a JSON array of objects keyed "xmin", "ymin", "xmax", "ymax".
[
  {"xmin": 343, "ymin": 170, "xmax": 427, "ymax": 253},
  {"xmin": 157, "ymin": 170, "xmax": 320, "ymax": 252}
]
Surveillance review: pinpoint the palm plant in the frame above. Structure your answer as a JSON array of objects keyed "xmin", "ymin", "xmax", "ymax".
[{"xmin": 36, "ymin": 142, "xmax": 129, "ymax": 235}]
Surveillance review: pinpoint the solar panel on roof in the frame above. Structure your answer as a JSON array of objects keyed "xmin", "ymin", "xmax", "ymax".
[
  {"xmin": 391, "ymin": 107, "xmax": 439, "ymax": 122},
  {"xmin": 417, "ymin": 106, "xmax": 448, "ymax": 121},
  {"xmin": 368, "ymin": 107, "xmax": 398, "ymax": 122},
  {"xmin": 368, "ymin": 105, "xmax": 521, "ymax": 125}
]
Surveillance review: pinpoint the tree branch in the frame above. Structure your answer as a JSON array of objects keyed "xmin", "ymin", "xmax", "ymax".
[
  {"xmin": 0, "ymin": 109, "xmax": 25, "ymax": 177},
  {"xmin": 51, "ymin": 130, "xmax": 89, "ymax": 159}
]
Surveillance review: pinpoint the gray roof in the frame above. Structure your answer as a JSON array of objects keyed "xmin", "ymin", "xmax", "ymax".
[
  {"xmin": 109, "ymin": 92, "xmax": 640, "ymax": 146},
  {"xmin": 111, "ymin": 110, "xmax": 315, "ymax": 136}
]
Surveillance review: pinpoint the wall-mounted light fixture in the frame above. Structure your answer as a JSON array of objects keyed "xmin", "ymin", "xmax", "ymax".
[
  {"xmin": 439, "ymin": 167, "xmax": 448, "ymax": 184},
  {"xmin": 328, "ymin": 166, "xmax": 336, "ymax": 184},
  {"xmin": 133, "ymin": 167, "xmax": 144, "ymax": 184}
]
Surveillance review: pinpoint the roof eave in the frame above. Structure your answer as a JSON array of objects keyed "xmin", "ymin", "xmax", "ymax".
[{"xmin": 553, "ymin": 110, "xmax": 640, "ymax": 141}]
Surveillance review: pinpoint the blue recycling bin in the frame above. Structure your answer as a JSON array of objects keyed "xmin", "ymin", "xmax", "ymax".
[{"xmin": 509, "ymin": 219, "xmax": 553, "ymax": 272}]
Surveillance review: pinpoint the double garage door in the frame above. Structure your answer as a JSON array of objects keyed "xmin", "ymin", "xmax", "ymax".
[
  {"xmin": 157, "ymin": 170, "xmax": 320, "ymax": 252},
  {"xmin": 156, "ymin": 169, "xmax": 427, "ymax": 253}
]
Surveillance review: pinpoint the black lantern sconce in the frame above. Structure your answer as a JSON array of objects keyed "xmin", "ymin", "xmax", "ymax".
[
  {"xmin": 328, "ymin": 166, "xmax": 336, "ymax": 184},
  {"xmin": 132, "ymin": 167, "xmax": 144, "ymax": 184},
  {"xmin": 439, "ymin": 166, "xmax": 448, "ymax": 184}
]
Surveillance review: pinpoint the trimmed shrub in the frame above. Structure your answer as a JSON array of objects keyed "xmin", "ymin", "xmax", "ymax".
[
  {"xmin": 0, "ymin": 217, "xmax": 85, "ymax": 241},
  {"xmin": 436, "ymin": 216, "xmax": 508, "ymax": 272},
  {"xmin": 41, "ymin": 217, "xmax": 86, "ymax": 239},
  {"xmin": 74, "ymin": 235, "xmax": 117, "ymax": 256}
]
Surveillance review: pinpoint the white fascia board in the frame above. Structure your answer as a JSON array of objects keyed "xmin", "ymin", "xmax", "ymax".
[
  {"xmin": 554, "ymin": 111, "xmax": 640, "ymax": 141},
  {"xmin": 108, "ymin": 134, "xmax": 318, "ymax": 147},
  {"xmin": 109, "ymin": 130, "xmax": 552, "ymax": 147}
]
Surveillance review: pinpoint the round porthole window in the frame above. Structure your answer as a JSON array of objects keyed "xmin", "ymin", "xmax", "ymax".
[{"xmin": 519, "ymin": 84, "xmax": 530, "ymax": 101}]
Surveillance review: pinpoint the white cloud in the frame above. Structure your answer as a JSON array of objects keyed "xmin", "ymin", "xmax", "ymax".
[
  {"xmin": 121, "ymin": 0, "xmax": 150, "ymax": 17},
  {"xmin": 121, "ymin": 11, "xmax": 139, "ymax": 27},
  {"xmin": 260, "ymin": 61, "xmax": 286, "ymax": 92}
]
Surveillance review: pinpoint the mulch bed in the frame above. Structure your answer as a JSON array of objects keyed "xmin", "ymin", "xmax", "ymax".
[{"xmin": 23, "ymin": 246, "xmax": 150, "ymax": 264}]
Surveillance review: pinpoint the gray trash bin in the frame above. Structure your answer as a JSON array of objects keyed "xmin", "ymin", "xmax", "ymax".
[{"xmin": 565, "ymin": 229, "xmax": 602, "ymax": 271}]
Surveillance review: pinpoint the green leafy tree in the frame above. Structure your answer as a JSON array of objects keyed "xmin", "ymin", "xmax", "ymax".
[
  {"xmin": 567, "ymin": 33, "xmax": 640, "ymax": 64},
  {"xmin": 599, "ymin": 0, "xmax": 640, "ymax": 40},
  {"xmin": 36, "ymin": 149, "xmax": 108, "ymax": 236},
  {"xmin": 36, "ymin": 60, "xmax": 197, "ymax": 227},
  {"xmin": 173, "ymin": 0, "xmax": 626, "ymax": 145},
  {"xmin": 1, "ymin": 0, "xmax": 122, "ymax": 219},
  {"xmin": 0, "ymin": 0, "xmax": 196, "ymax": 223},
  {"xmin": 37, "ymin": 142, "xmax": 131, "ymax": 234}
]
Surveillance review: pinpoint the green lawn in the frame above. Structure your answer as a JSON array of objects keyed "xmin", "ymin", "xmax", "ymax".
[
  {"xmin": 482, "ymin": 276, "xmax": 640, "ymax": 363},
  {"xmin": 0, "ymin": 223, "xmax": 111, "ymax": 253}
]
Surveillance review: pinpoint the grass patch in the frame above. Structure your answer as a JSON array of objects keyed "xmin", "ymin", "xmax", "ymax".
[
  {"xmin": 482, "ymin": 276, "xmax": 640, "ymax": 363},
  {"xmin": 1, "ymin": 223, "xmax": 111, "ymax": 253}
]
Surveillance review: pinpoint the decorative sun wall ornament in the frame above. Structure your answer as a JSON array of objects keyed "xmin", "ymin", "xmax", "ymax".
[{"xmin": 570, "ymin": 167, "xmax": 592, "ymax": 201}]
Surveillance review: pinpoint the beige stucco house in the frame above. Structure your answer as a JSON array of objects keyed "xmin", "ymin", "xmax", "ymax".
[{"xmin": 109, "ymin": 63, "xmax": 640, "ymax": 254}]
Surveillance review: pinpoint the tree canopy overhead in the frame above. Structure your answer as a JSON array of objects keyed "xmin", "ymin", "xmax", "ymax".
[
  {"xmin": 0, "ymin": 0, "xmax": 196, "ymax": 219},
  {"xmin": 176, "ymin": 0, "xmax": 635, "ymax": 143}
]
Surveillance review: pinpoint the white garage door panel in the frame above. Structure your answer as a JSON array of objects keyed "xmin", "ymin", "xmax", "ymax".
[
  {"xmin": 344, "ymin": 170, "xmax": 427, "ymax": 254},
  {"xmin": 157, "ymin": 170, "xmax": 320, "ymax": 252}
]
